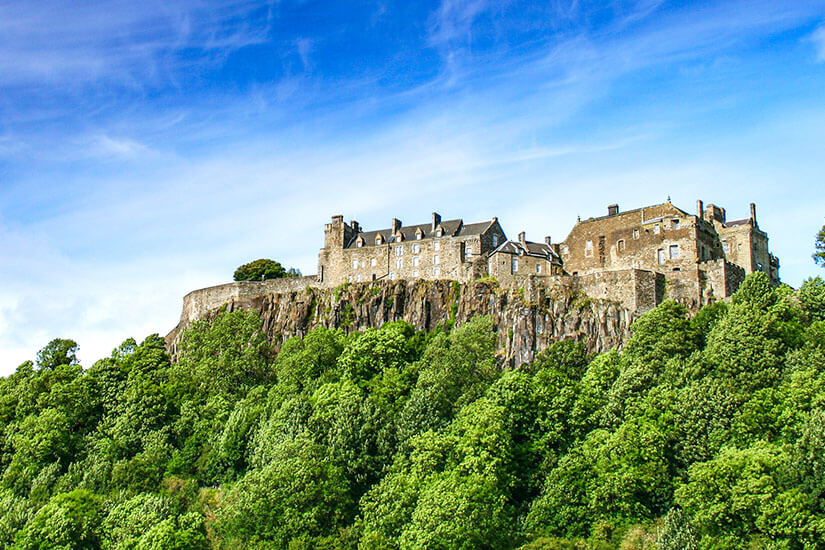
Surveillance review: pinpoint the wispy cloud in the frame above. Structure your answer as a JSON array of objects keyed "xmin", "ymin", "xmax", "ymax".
[
  {"xmin": 810, "ymin": 23, "xmax": 825, "ymax": 61},
  {"xmin": 0, "ymin": 0, "xmax": 275, "ymax": 88}
]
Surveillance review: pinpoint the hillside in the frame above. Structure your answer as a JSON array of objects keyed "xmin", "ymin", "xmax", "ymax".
[{"xmin": 1, "ymin": 272, "xmax": 824, "ymax": 549}]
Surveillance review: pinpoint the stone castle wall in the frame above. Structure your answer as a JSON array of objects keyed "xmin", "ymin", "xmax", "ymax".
[{"xmin": 179, "ymin": 276, "xmax": 318, "ymax": 324}]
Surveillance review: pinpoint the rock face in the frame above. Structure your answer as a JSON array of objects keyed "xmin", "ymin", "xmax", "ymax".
[{"xmin": 167, "ymin": 279, "xmax": 635, "ymax": 366}]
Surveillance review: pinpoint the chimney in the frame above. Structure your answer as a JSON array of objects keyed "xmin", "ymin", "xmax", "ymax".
[
  {"xmin": 392, "ymin": 218, "xmax": 402, "ymax": 234},
  {"xmin": 608, "ymin": 204, "xmax": 619, "ymax": 216},
  {"xmin": 545, "ymin": 236, "xmax": 551, "ymax": 245},
  {"xmin": 518, "ymin": 231, "xmax": 526, "ymax": 243},
  {"xmin": 331, "ymin": 215, "xmax": 344, "ymax": 223},
  {"xmin": 750, "ymin": 203, "xmax": 757, "ymax": 227},
  {"xmin": 350, "ymin": 220, "xmax": 360, "ymax": 233},
  {"xmin": 431, "ymin": 212, "xmax": 441, "ymax": 231},
  {"xmin": 697, "ymin": 200, "xmax": 704, "ymax": 219}
]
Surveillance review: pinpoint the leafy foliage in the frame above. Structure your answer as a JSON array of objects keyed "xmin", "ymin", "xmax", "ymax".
[
  {"xmin": 1, "ymin": 272, "xmax": 824, "ymax": 548},
  {"xmin": 232, "ymin": 258, "xmax": 301, "ymax": 281}
]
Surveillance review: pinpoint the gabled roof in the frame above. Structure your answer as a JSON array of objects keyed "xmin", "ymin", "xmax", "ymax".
[
  {"xmin": 490, "ymin": 239, "xmax": 560, "ymax": 261},
  {"xmin": 576, "ymin": 202, "xmax": 690, "ymax": 225},
  {"xmin": 346, "ymin": 218, "xmax": 495, "ymax": 248}
]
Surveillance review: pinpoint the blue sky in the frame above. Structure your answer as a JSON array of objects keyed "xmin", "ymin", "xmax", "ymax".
[{"xmin": 2, "ymin": 0, "xmax": 825, "ymax": 373}]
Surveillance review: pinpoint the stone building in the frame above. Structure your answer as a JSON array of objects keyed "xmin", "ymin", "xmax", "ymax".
[
  {"xmin": 487, "ymin": 232, "xmax": 563, "ymax": 284},
  {"xmin": 558, "ymin": 199, "xmax": 779, "ymax": 306},
  {"xmin": 317, "ymin": 213, "xmax": 507, "ymax": 286},
  {"xmin": 316, "ymin": 199, "xmax": 779, "ymax": 310}
]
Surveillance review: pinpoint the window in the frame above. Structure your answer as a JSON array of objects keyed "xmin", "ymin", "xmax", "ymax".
[
  {"xmin": 347, "ymin": 275, "xmax": 353, "ymax": 283},
  {"xmin": 585, "ymin": 240, "xmax": 593, "ymax": 257},
  {"xmin": 395, "ymin": 246, "xmax": 403, "ymax": 256},
  {"xmin": 356, "ymin": 274, "xmax": 362, "ymax": 282},
  {"xmin": 536, "ymin": 264, "xmax": 542, "ymax": 274},
  {"xmin": 672, "ymin": 219, "xmax": 680, "ymax": 229},
  {"xmin": 389, "ymin": 272, "xmax": 396, "ymax": 280},
  {"xmin": 433, "ymin": 266, "xmax": 440, "ymax": 277},
  {"xmin": 436, "ymin": 229, "xmax": 443, "ymax": 237},
  {"xmin": 360, "ymin": 260, "xmax": 365, "ymax": 268},
  {"xmin": 433, "ymin": 254, "xmax": 440, "ymax": 265},
  {"xmin": 617, "ymin": 239, "xmax": 625, "ymax": 252},
  {"xmin": 511, "ymin": 257, "xmax": 518, "ymax": 273},
  {"xmin": 396, "ymin": 258, "xmax": 403, "ymax": 269},
  {"xmin": 375, "ymin": 235, "xmax": 382, "ymax": 245},
  {"xmin": 352, "ymin": 260, "xmax": 358, "ymax": 269},
  {"xmin": 492, "ymin": 235, "xmax": 498, "ymax": 247},
  {"xmin": 723, "ymin": 242, "xmax": 730, "ymax": 253},
  {"xmin": 657, "ymin": 249, "xmax": 665, "ymax": 264},
  {"xmin": 434, "ymin": 241, "xmax": 441, "ymax": 251},
  {"xmin": 669, "ymin": 244, "xmax": 680, "ymax": 259},
  {"xmin": 370, "ymin": 258, "xmax": 376, "ymax": 267},
  {"xmin": 412, "ymin": 269, "xmax": 419, "ymax": 277},
  {"xmin": 633, "ymin": 229, "xmax": 640, "ymax": 240},
  {"xmin": 412, "ymin": 243, "xmax": 420, "ymax": 254},
  {"xmin": 416, "ymin": 232, "xmax": 423, "ymax": 240},
  {"xmin": 654, "ymin": 224, "xmax": 661, "ymax": 234},
  {"xmin": 356, "ymin": 240, "xmax": 363, "ymax": 247},
  {"xmin": 562, "ymin": 245, "xmax": 569, "ymax": 255},
  {"xmin": 412, "ymin": 256, "xmax": 420, "ymax": 267}
]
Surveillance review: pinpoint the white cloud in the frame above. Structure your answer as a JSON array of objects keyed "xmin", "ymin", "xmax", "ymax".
[{"xmin": 810, "ymin": 24, "xmax": 825, "ymax": 61}]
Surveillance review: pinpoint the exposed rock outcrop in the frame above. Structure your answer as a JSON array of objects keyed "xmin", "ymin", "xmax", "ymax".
[{"xmin": 166, "ymin": 279, "xmax": 636, "ymax": 366}]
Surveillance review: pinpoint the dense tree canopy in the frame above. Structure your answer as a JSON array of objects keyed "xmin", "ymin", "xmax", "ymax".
[
  {"xmin": 232, "ymin": 258, "xmax": 301, "ymax": 281},
  {"xmin": 2, "ymin": 271, "xmax": 825, "ymax": 548}
]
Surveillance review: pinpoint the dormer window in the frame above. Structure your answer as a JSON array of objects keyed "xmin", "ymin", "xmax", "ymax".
[
  {"xmin": 375, "ymin": 235, "xmax": 383, "ymax": 245},
  {"xmin": 416, "ymin": 229, "xmax": 424, "ymax": 240},
  {"xmin": 672, "ymin": 219, "xmax": 680, "ymax": 229},
  {"xmin": 436, "ymin": 228, "xmax": 444, "ymax": 237},
  {"xmin": 356, "ymin": 237, "xmax": 364, "ymax": 247}
]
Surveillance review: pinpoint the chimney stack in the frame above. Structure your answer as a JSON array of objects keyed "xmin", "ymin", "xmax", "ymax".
[
  {"xmin": 545, "ymin": 236, "xmax": 551, "ymax": 245},
  {"xmin": 750, "ymin": 203, "xmax": 757, "ymax": 227},
  {"xmin": 697, "ymin": 200, "xmax": 704, "ymax": 219},
  {"xmin": 350, "ymin": 220, "xmax": 360, "ymax": 233},
  {"xmin": 518, "ymin": 231, "xmax": 526, "ymax": 243},
  {"xmin": 608, "ymin": 204, "xmax": 619, "ymax": 216},
  {"xmin": 392, "ymin": 218, "xmax": 402, "ymax": 234},
  {"xmin": 332, "ymin": 215, "xmax": 344, "ymax": 223},
  {"xmin": 432, "ymin": 212, "xmax": 441, "ymax": 231}
]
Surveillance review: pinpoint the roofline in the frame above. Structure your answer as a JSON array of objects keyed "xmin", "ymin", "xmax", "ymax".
[{"xmin": 575, "ymin": 202, "xmax": 690, "ymax": 225}]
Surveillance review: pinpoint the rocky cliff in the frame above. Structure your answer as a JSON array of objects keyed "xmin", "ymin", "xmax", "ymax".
[{"xmin": 166, "ymin": 278, "xmax": 636, "ymax": 366}]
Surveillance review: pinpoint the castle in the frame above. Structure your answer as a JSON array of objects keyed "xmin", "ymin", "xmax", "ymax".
[
  {"xmin": 317, "ymin": 199, "xmax": 779, "ymax": 309},
  {"xmin": 169, "ymin": 198, "xmax": 780, "ymax": 364}
]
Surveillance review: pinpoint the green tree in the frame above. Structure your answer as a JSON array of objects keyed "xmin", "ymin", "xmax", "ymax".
[
  {"xmin": 217, "ymin": 436, "xmax": 351, "ymax": 547},
  {"xmin": 233, "ymin": 259, "xmax": 300, "ymax": 281},
  {"xmin": 815, "ymin": 222, "xmax": 825, "ymax": 266},
  {"xmin": 14, "ymin": 489, "xmax": 103, "ymax": 550}
]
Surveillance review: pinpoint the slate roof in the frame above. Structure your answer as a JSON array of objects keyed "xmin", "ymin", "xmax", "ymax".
[
  {"xmin": 491, "ymin": 239, "xmax": 561, "ymax": 262},
  {"xmin": 723, "ymin": 218, "xmax": 751, "ymax": 228},
  {"xmin": 346, "ymin": 218, "xmax": 494, "ymax": 248}
]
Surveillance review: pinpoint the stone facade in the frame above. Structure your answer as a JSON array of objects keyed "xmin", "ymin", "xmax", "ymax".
[
  {"xmin": 558, "ymin": 200, "xmax": 777, "ymax": 307},
  {"xmin": 317, "ymin": 213, "xmax": 507, "ymax": 285},
  {"xmin": 487, "ymin": 232, "xmax": 563, "ymax": 285}
]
